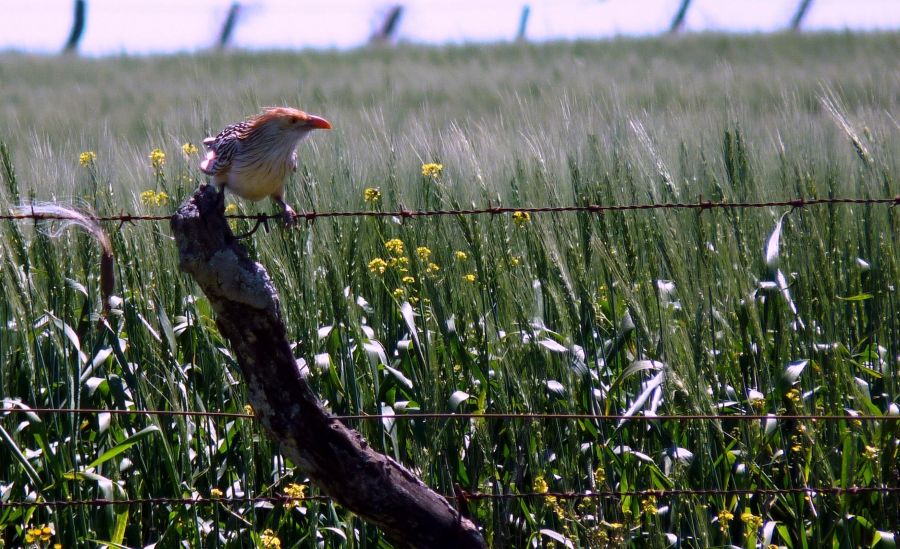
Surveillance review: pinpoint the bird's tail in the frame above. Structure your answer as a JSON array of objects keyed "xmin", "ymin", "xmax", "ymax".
[{"xmin": 14, "ymin": 202, "xmax": 115, "ymax": 317}]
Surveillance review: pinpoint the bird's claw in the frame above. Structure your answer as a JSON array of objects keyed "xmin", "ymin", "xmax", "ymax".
[{"xmin": 282, "ymin": 204, "xmax": 299, "ymax": 228}]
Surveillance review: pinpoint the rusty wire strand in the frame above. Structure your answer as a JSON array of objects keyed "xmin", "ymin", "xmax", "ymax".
[
  {"xmin": 1, "ymin": 486, "xmax": 897, "ymax": 510},
  {"xmin": 2, "ymin": 196, "xmax": 899, "ymax": 224},
  {"xmin": 3, "ymin": 407, "xmax": 899, "ymax": 422}
]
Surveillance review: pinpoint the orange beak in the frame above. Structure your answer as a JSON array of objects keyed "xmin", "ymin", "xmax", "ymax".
[{"xmin": 305, "ymin": 114, "xmax": 332, "ymax": 130}]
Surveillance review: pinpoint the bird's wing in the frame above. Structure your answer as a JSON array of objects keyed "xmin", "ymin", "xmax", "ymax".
[{"xmin": 199, "ymin": 121, "xmax": 253, "ymax": 175}]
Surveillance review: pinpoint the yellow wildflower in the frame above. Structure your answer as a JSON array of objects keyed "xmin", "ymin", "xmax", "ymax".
[
  {"xmin": 641, "ymin": 495, "xmax": 657, "ymax": 515},
  {"xmin": 140, "ymin": 190, "xmax": 158, "ymax": 206},
  {"xmin": 284, "ymin": 482, "xmax": 307, "ymax": 509},
  {"xmin": 421, "ymin": 162, "xmax": 443, "ymax": 178},
  {"xmin": 243, "ymin": 404, "xmax": 254, "ymax": 416},
  {"xmin": 384, "ymin": 238, "xmax": 404, "ymax": 255},
  {"xmin": 426, "ymin": 262, "xmax": 440, "ymax": 274},
  {"xmin": 864, "ymin": 445, "xmax": 879, "ymax": 459},
  {"xmin": 260, "ymin": 529, "xmax": 282, "ymax": 549},
  {"xmin": 181, "ymin": 142, "xmax": 199, "ymax": 156},
  {"xmin": 741, "ymin": 511, "xmax": 763, "ymax": 530},
  {"xmin": 512, "ymin": 210, "xmax": 531, "ymax": 227},
  {"xmin": 532, "ymin": 476, "xmax": 549, "ymax": 494},
  {"xmin": 79, "ymin": 151, "xmax": 96, "ymax": 167},
  {"xmin": 402, "ymin": 276, "xmax": 415, "ymax": 284},
  {"xmin": 210, "ymin": 488, "xmax": 223, "ymax": 498},
  {"xmin": 593, "ymin": 466, "xmax": 606, "ymax": 485},
  {"xmin": 510, "ymin": 256, "xmax": 521, "ymax": 267},
  {"xmin": 54, "ymin": 544, "xmax": 63, "ymax": 549},
  {"xmin": 364, "ymin": 187, "xmax": 381, "ymax": 202},
  {"xmin": 140, "ymin": 190, "xmax": 170, "ymax": 207},
  {"xmin": 149, "ymin": 148, "xmax": 166, "ymax": 169},
  {"xmin": 462, "ymin": 273, "xmax": 476, "ymax": 283},
  {"xmin": 368, "ymin": 258, "xmax": 388, "ymax": 275},
  {"xmin": 392, "ymin": 288, "xmax": 404, "ymax": 299},
  {"xmin": 224, "ymin": 203, "xmax": 238, "ymax": 215},
  {"xmin": 416, "ymin": 246, "xmax": 431, "ymax": 260},
  {"xmin": 718, "ymin": 509, "xmax": 734, "ymax": 533},
  {"xmin": 25, "ymin": 524, "xmax": 54, "ymax": 543},
  {"xmin": 785, "ymin": 388, "xmax": 801, "ymax": 404},
  {"xmin": 454, "ymin": 250, "xmax": 468, "ymax": 261}
]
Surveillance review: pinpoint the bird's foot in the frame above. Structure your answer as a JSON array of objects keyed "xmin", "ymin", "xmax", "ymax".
[{"xmin": 282, "ymin": 204, "xmax": 299, "ymax": 227}]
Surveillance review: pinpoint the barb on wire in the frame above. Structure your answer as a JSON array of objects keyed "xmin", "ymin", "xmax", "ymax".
[
  {"xmin": 3, "ymin": 407, "xmax": 898, "ymax": 422},
  {"xmin": 1, "ymin": 196, "xmax": 898, "ymax": 224},
  {"xmin": 1, "ymin": 486, "xmax": 896, "ymax": 510}
]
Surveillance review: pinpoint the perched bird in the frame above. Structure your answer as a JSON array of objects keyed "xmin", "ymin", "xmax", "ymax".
[{"xmin": 200, "ymin": 107, "xmax": 332, "ymax": 225}]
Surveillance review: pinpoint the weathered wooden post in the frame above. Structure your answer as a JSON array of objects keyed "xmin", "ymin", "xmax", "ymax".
[{"xmin": 171, "ymin": 185, "xmax": 485, "ymax": 548}]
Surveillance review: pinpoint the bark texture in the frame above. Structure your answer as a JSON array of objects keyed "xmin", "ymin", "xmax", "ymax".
[{"xmin": 171, "ymin": 185, "xmax": 486, "ymax": 548}]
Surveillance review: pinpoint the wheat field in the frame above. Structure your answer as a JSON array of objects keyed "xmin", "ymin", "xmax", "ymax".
[{"xmin": 1, "ymin": 32, "xmax": 899, "ymax": 547}]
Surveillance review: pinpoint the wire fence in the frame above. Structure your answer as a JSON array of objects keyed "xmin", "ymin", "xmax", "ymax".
[
  {"xmin": 2, "ymin": 407, "xmax": 898, "ymax": 423},
  {"xmin": 3, "ymin": 195, "xmax": 899, "ymax": 225},
  {"xmin": 3, "ymin": 194, "xmax": 898, "ymax": 512},
  {"xmin": 2, "ymin": 486, "xmax": 897, "ymax": 511}
]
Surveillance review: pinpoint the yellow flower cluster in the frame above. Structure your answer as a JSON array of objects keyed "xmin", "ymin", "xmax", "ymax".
[
  {"xmin": 402, "ymin": 275, "xmax": 415, "ymax": 284},
  {"xmin": 718, "ymin": 509, "xmax": 734, "ymax": 533},
  {"xmin": 24, "ymin": 524, "xmax": 53, "ymax": 544},
  {"xmin": 368, "ymin": 257, "xmax": 388, "ymax": 275},
  {"xmin": 210, "ymin": 488, "xmax": 223, "ymax": 498},
  {"xmin": 512, "ymin": 210, "xmax": 531, "ymax": 227},
  {"xmin": 741, "ymin": 511, "xmax": 763, "ymax": 531},
  {"xmin": 416, "ymin": 246, "xmax": 431, "ymax": 260},
  {"xmin": 462, "ymin": 273, "xmax": 477, "ymax": 283},
  {"xmin": 785, "ymin": 388, "xmax": 801, "ymax": 404},
  {"xmin": 385, "ymin": 238, "xmax": 405, "ymax": 255},
  {"xmin": 364, "ymin": 187, "xmax": 381, "ymax": 203},
  {"xmin": 284, "ymin": 482, "xmax": 306, "ymax": 509},
  {"xmin": 79, "ymin": 151, "xmax": 97, "ymax": 167},
  {"xmin": 454, "ymin": 250, "xmax": 468, "ymax": 261},
  {"xmin": 864, "ymin": 444, "xmax": 879, "ymax": 459},
  {"xmin": 140, "ymin": 190, "xmax": 170, "ymax": 207},
  {"xmin": 260, "ymin": 529, "xmax": 282, "ymax": 548},
  {"xmin": 641, "ymin": 495, "xmax": 657, "ymax": 516},
  {"xmin": 224, "ymin": 203, "xmax": 238, "ymax": 215},
  {"xmin": 149, "ymin": 148, "xmax": 166, "ymax": 169},
  {"xmin": 426, "ymin": 262, "xmax": 440, "ymax": 274},
  {"xmin": 421, "ymin": 162, "xmax": 443, "ymax": 178},
  {"xmin": 243, "ymin": 404, "xmax": 254, "ymax": 416}
]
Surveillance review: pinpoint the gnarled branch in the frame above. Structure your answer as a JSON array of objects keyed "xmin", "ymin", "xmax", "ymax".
[{"xmin": 171, "ymin": 185, "xmax": 485, "ymax": 548}]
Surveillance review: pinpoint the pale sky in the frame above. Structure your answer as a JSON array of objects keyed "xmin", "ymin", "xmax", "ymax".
[{"xmin": 2, "ymin": 0, "xmax": 899, "ymax": 56}]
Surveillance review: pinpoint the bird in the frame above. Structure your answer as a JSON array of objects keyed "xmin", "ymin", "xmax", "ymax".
[{"xmin": 200, "ymin": 107, "xmax": 332, "ymax": 226}]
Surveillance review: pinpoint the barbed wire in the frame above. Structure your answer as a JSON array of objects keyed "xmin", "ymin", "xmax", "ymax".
[
  {"xmin": 1, "ymin": 486, "xmax": 897, "ymax": 510},
  {"xmin": 3, "ymin": 407, "xmax": 897, "ymax": 422},
  {"xmin": 3, "ymin": 196, "xmax": 898, "ymax": 225}
]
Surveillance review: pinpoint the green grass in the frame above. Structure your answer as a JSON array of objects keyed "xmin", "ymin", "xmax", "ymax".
[{"xmin": 1, "ymin": 31, "xmax": 900, "ymax": 547}]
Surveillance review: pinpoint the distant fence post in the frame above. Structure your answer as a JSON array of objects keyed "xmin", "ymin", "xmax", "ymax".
[
  {"xmin": 63, "ymin": 0, "xmax": 86, "ymax": 53},
  {"xmin": 669, "ymin": 0, "xmax": 691, "ymax": 34},
  {"xmin": 370, "ymin": 5, "xmax": 403, "ymax": 44},
  {"xmin": 790, "ymin": 0, "xmax": 814, "ymax": 31},
  {"xmin": 517, "ymin": 5, "xmax": 530, "ymax": 42},
  {"xmin": 217, "ymin": 3, "xmax": 241, "ymax": 49},
  {"xmin": 171, "ymin": 185, "xmax": 486, "ymax": 549}
]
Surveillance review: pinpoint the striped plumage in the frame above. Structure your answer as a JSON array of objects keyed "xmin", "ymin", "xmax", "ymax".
[{"xmin": 201, "ymin": 107, "xmax": 331, "ymax": 225}]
